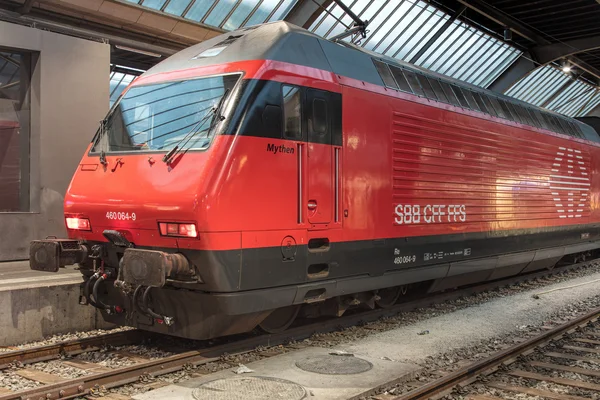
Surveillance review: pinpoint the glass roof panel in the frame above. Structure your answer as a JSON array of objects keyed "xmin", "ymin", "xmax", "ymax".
[
  {"xmin": 457, "ymin": 41, "xmax": 494, "ymax": 81},
  {"xmin": 204, "ymin": 0, "xmax": 240, "ymax": 26},
  {"xmin": 268, "ymin": 0, "xmax": 296, "ymax": 22},
  {"xmin": 506, "ymin": 64, "xmax": 600, "ymax": 117},
  {"xmin": 308, "ymin": 0, "xmax": 522, "ymax": 89},
  {"xmin": 222, "ymin": 0, "xmax": 260, "ymax": 30},
  {"xmin": 548, "ymin": 81, "xmax": 586, "ymax": 115},
  {"xmin": 385, "ymin": 4, "xmax": 444, "ymax": 59},
  {"xmin": 530, "ymin": 71, "xmax": 567, "ymax": 106},
  {"xmin": 362, "ymin": 0, "xmax": 411, "ymax": 50},
  {"xmin": 312, "ymin": 3, "xmax": 349, "ymax": 37},
  {"xmin": 164, "ymin": 0, "xmax": 193, "ymax": 16},
  {"xmin": 506, "ymin": 67, "xmax": 543, "ymax": 99},
  {"xmin": 417, "ymin": 22, "xmax": 465, "ymax": 69},
  {"xmin": 581, "ymin": 91, "xmax": 600, "ymax": 116},
  {"xmin": 548, "ymin": 81, "xmax": 596, "ymax": 117},
  {"xmin": 243, "ymin": 0, "xmax": 283, "ymax": 27},
  {"xmin": 506, "ymin": 65, "xmax": 569, "ymax": 106},
  {"xmin": 184, "ymin": 1, "xmax": 218, "ymax": 22},
  {"xmin": 400, "ymin": 10, "xmax": 448, "ymax": 61},
  {"xmin": 128, "ymin": 0, "xmax": 297, "ymax": 29},
  {"xmin": 564, "ymin": 89, "xmax": 593, "ymax": 116},
  {"xmin": 474, "ymin": 48, "xmax": 520, "ymax": 88},
  {"xmin": 439, "ymin": 29, "xmax": 479, "ymax": 76}
]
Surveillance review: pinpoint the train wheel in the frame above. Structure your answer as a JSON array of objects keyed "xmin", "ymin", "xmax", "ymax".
[
  {"xmin": 375, "ymin": 286, "xmax": 403, "ymax": 309},
  {"xmin": 259, "ymin": 305, "xmax": 301, "ymax": 334}
]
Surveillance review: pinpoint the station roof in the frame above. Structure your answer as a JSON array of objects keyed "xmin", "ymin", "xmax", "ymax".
[
  {"xmin": 434, "ymin": 0, "xmax": 600, "ymax": 82},
  {"xmin": 120, "ymin": 0, "xmax": 297, "ymax": 32}
]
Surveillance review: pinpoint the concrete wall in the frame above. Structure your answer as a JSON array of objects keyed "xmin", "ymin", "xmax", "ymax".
[
  {"xmin": 0, "ymin": 280, "xmax": 114, "ymax": 346},
  {"xmin": 0, "ymin": 21, "xmax": 109, "ymax": 261}
]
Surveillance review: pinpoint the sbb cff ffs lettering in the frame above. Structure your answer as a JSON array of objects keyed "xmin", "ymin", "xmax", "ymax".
[{"xmin": 394, "ymin": 204, "xmax": 466, "ymax": 225}]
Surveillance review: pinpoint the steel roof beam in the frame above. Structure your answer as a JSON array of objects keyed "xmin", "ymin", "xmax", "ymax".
[
  {"xmin": 568, "ymin": 58, "xmax": 600, "ymax": 84},
  {"xmin": 540, "ymin": 74, "xmax": 580, "ymax": 109},
  {"xmin": 454, "ymin": 0, "xmax": 550, "ymax": 45},
  {"xmin": 0, "ymin": 53, "xmax": 19, "ymax": 67},
  {"xmin": 451, "ymin": 0, "xmax": 600, "ymax": 86},
  {"xmin": 0, "ymin": 7, "xmax": 180, "ymax": 58},
  {"xmin": 487, "ymin": 51, "xmax": 536, "ymax": 93},
  {"xmin": 531, "ymin": 35, "xmax": 600, "ymax": 65},
  {"xmin": 575, "ymin": 87, "xmax": 599, "ymax": 116},
  {"xmin": 16, "ymin": 0, "xmax": 34, "ymax": 15}
]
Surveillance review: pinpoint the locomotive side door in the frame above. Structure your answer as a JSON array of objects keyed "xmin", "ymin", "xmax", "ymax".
[{"xmin": 305, "ymin": 89, "xmax": 333, "ymax": 225}]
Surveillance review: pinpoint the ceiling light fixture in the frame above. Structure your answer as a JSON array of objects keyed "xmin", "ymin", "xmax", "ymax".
[
  {"xmin": 562, "ymin": 65, "xmax": 572, "ymax": 73},
  {"xmin": 114, "ymin": 45, "xmax": 162, "ymax": 58}
]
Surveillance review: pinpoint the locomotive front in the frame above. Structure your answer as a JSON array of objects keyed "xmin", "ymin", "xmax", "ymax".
[{"xmin": 29, "ymin": 70, "xmax": 243, "ymax": 327}]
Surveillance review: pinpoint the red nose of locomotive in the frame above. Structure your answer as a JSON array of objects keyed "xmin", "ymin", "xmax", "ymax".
[
  {"xmin": 29, "ymin": 149, "xmax": 207, "ymax": 294},
  {"xmin": 63, "ymin": 151, "xmax": 206, "ymax": 245}
]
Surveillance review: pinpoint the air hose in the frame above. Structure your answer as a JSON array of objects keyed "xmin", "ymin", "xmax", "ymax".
[
  {"xmin": 84, "ymin": 272, "xmax": 101, "ymax": 308},
  {"xmin": 91, "ymin": 273, "xmax": 123, "ymax": 314},
  {"xmin": 142, "ymin": 286, "xmax": 174, "ymax": 326},
  {"xmin": 133, "ymin": 285, "xmax": 152, "ymax": 318}
]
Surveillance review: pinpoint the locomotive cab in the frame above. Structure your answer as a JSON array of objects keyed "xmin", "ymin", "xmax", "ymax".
[{"xmin": 31, "ymin": 72, "xmax": 242, "ymax": 261}]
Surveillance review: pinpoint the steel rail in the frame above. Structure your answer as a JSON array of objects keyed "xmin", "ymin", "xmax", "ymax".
[
  {"xmin": 0, "ymin": 259, "xmax": 596, "ymax": 400},
  {"xmin": 0, "ymin": 329, "xmax": 143, "ymax": 370},
  {"xmin": 389, "ymin": 306, "xmax": 600, "ymax": 400}
]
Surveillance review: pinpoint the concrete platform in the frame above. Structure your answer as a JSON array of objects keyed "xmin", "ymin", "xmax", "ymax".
[
  {"xmin": 0, "ymin": 261, "xmax": 112, "ymax": 347},
  {"xmin": 133, "ymin": 269, "xmax": 600, "ymax": 400},
  {"xmin": 336, "ymin": 269, "xmax": 600, "ymax": 364},
  {"xmin": 0, "ymin": 261, "xmax": 82, "ymax": 290},
  {"xmin": 133, "ymin": 347, "xmax": 420, "ymax": 400}
]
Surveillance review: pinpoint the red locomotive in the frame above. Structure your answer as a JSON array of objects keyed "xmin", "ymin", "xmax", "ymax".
[{"xmin": 30, "ymin": 22, "xmax": 600, "ymax": 339}]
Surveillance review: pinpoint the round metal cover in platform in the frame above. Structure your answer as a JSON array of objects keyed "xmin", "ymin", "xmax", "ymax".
[
  {"xmin": 191, "ymin": 376, "xmax": 306, "ymax": 400},
  {"xmin": 295, "ymin": 354, "xmax": 373, "ymax": 375}
]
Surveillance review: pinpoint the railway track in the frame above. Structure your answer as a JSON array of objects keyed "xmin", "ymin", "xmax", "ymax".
[
  {"xmin": 374, "ymin": 305, "xmax": 600, "ymax": 400},
  {"xmin": 0, "ymin": 260, "xmax": 597, "ymax": 400},
  {"xmin": 0, "ymin": 330, "xmax": 144, "ymax": 370}
]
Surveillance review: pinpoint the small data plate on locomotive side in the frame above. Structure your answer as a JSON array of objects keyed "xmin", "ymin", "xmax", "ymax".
[{"xmin": 120, "ymin": 249, "xmax": 167, "ymax": 287}]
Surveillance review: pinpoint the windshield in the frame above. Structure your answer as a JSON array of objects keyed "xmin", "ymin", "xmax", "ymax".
[{"xmin": 91, "ymin": 73, "xmax": 241, "ymax": 153}]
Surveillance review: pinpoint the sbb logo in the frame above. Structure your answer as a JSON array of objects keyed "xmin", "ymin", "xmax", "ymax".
[{"xmin": 394, "ymin": 204, "xmax": 466, "ymax": 225}]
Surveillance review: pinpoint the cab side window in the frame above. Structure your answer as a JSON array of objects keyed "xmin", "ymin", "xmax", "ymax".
[
  {"xmin": 262, "ymin": 105, "xmax": 282, "ymax": 136},
  {"xmin": 311, "ymin": 98, "xmax": 328, "ymax": 135},
  {"xmin": 282, "ymin": 85, "xmax": 302, "ymax": 139}
]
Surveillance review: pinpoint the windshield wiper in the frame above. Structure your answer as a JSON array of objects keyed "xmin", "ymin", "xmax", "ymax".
[
  {"xmin": 162, "ymin": 88, "xmax": 230, "ymax": 165},
  {"xmin": 98, "ymin": 118, "xmax": 108, "ymax": 166}
]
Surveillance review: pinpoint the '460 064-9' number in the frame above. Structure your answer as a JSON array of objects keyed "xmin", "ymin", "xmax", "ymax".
[
  {"xmin": 106, "ymin": 211, "xmax": 136, "ymax": 221},
  {"xmin": 394, "ymin": 255, "xmax": 416, "ymax": 264}
]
